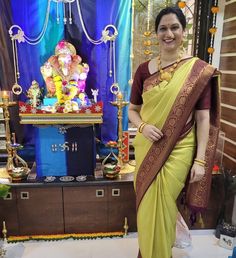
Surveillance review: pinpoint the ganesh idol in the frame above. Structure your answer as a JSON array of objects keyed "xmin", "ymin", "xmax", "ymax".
[{"xmin": 40, "ymin": 40, "xmax": 89, "ymax": 105}]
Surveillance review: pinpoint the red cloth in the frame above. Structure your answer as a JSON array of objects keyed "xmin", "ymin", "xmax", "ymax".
[{"xmin": 130, "ymin": 60, "xmax": 211, "ymax": 109}]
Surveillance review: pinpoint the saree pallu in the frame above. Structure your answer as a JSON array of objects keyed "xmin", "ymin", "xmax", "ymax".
[{"xmin": 133, "ymin": 57, "xmax": 220, "ymax": 258}]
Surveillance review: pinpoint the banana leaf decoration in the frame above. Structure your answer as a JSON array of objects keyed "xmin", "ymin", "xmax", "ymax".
[{"xmin": 0, "ymin": 184, "xmax": 10, "ymax": 198}]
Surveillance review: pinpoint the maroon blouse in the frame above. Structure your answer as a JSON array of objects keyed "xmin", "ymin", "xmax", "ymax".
[{"xmin": 130, "ymin": 60, "xmax": 211, "ymax": 109}]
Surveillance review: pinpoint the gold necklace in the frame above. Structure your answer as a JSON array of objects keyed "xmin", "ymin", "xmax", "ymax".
[{"xmin": 157, "ymin": 53, "xmax": 182, "ymax": 82}]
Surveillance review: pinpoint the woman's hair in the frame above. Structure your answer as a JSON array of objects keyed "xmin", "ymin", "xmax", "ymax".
[{"xmin": 155, "ymin": 6, "xmax": 186, "ymax": 32}]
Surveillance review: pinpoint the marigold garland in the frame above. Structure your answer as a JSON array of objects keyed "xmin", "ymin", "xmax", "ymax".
[{"xmin": 7, "ymin": 232, "xmax": 124, "ymax": 243}]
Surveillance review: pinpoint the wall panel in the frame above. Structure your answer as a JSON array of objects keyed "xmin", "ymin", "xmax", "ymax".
[
  {"xmin": 220, "ymin": 122, "xmax": 236, "ymax": 142},
  {"xmin": 221, "ymin": 107, "xmax": 236, "ymax": 125},
  {"xmin": 221, "ymin": 38, "xmax": 236, "ymax": 53},
  {"xmin": 224, "ymin": 2, "xmax": 236, "ymax": 19},
  {"xmin": 220, "ymin": 56, "xmax": 236, "ymax": 70},
  {"xmin": 222, "ymin": 20, "xmax": 236, "ymax": 37},
  {"xmin": 221, "ymin": 90, "xmax": 236, "ymax": 106},
  {"xmin": 221, "ymin": 74, "xmax": 236, "ymax": 89}
]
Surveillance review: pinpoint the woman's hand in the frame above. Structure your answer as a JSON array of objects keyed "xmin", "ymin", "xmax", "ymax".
[
  {"xmin": 189, "ymin": 163, "xmax": 205, "ymax": 183},
  {"xmin": 142, "ymin": 124, "xmax": 163, "ymax": 142}
]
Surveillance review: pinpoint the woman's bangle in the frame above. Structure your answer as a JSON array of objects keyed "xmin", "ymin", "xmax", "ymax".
[
  {"xmin": 194, "ymin": 158, "xmax": 206, "ymax": 167},
  {"xmin": 194, "ymin": 158, "xmax": 206, "ymax": 165},
  {"xmin": 194, "ymin": 161, "xmax": 205, "ymax": 167},
  {"xmin": 138, "ymin": 122, "xmax": 147, "ymax": 133}
]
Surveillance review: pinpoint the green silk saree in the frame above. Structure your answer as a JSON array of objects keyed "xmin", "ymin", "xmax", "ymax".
[{"xmin": 133, "ymin": 57, "xmax": 220, "ymax": 258}]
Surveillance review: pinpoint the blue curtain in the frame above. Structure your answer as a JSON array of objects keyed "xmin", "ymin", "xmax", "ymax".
[
  {"xmin": 11, "ymin": 0, "xmax": 64, "ymax": 97},
  {"xmin": 10, "ymin": 0, "xmax": 131, "ymax": 144}
]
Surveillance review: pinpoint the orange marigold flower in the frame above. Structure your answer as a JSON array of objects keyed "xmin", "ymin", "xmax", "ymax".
[
  {"xmin": 178, "ymin": 1, "xmax": 186, "ymax": 8},
  {"xmin": 211, "ymin": 6, "xmax": 219, "ymax": 13},
  {"xmin": 209, "ymin": 27, "xmax": 217, "ymax": 34},
  {"xmin": 208, "ymin": 47, "xmax": 215, "ymax": 54}
]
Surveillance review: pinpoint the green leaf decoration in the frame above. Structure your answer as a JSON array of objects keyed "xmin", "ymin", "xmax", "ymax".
[{"xmin": 0, "ymin": 184, "xmax": 10, "ymax": 198}]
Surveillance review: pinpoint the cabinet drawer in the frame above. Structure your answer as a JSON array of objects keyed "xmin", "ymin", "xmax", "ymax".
[
  {"xmin": 17, "ymin": 187, "xmax": 64, "ymax": 235},
  {"xmin": 63, "ymin": 186, "xmax": 108, "ymax": 202},
  {"xmin": 63, "ymin": 186, "xmax": 108, "ymax": 233}
]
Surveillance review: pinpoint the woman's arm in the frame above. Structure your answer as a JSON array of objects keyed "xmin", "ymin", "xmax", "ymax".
[
  {"xmin": 190, "ymin": 109, "xmax": 210, "ymax": 183},
  {"xmin": 128, "ymin": 103, "xmax": 163, "ymax": 142},
  {"xmin": 128, "ymin": 103, "xmax": 142, "ymax": 128}
]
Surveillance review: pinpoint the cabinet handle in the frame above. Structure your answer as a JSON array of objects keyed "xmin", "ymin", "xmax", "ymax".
[
  {"xmin": 96, "ymin": 189, "xmax": 104, "ymax": 198},
  {"xmin": 112, "ymin": 188, "xmax": 120, "ymax": 197},
  {"xmin": 3, "ymin": 192, "xmax": 12, "ymax": 200},
  {"xmin": 20, "ymin": 192, "xmax": 29, "ymax": 200}
]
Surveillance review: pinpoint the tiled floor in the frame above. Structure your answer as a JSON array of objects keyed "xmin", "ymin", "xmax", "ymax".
[{"xmin": 3, "ymin": 230, "xmax": 233, "ymax": 258}]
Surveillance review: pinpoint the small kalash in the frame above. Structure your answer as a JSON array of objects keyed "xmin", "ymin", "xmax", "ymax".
[{"xmin": 19, "ymin": 40, "xmax": 103, "ymax": 178}]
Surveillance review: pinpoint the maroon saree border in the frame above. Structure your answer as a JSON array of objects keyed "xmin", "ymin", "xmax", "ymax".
[
  {"xmin": 135, "ymin": 59, "xmax": 217, "ymax": 209},
  {"xmin": 186, "ymin": 75, "xmax": 221, "ymax": 211}
]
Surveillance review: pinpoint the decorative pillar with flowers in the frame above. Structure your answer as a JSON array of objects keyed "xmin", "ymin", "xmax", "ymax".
[{"xmin": 192, "ymin": 0, "xmax": 219, "ymax": 63}]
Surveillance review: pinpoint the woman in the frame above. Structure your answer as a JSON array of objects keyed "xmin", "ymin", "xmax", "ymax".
[{"xmin": 128, "ymin": 6, "xmax": 220, "ymax": 258}]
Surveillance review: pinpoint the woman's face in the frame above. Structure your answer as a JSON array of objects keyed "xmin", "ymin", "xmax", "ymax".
[{"xmin": 157, "ymin": 13, "xmax": 184, "ymax": 53}]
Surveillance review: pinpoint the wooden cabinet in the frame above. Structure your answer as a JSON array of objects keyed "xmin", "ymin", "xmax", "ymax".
[
  {"xmin": 16, "ymin": 187, "xmax": 64, "ymax": 235},
  {"xmin": 0, "ymin": 177, "xmax": 137, "ymax": 235},
  {"xmin": 63, "ymin": 183, "xmax": 137, "ymax": 233}
]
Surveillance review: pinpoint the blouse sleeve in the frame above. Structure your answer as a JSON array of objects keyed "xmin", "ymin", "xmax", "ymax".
[
  {"xmin": 130, "ymin": 63, "xmax": 147, "ymax": 105},
  {"xmin": 195, "ymin": 80, "xmax": 212, "ymax": 110}
]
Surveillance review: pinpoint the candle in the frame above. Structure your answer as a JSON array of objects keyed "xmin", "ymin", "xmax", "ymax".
[
  {"xmin": 12, "ymin": 133, "xmax": 16, "ymax": 144},
  {"xmin": 2, "ymin": 91, "xmax": 9, "ymax": 99}
]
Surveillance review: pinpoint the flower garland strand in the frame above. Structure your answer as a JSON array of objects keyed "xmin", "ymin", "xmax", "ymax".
[
  {"xmin": 178, "ymin": 1, "xmax": 219, "ymax": 64},
  {"xmin": 208, "ymin": 0, "xmax": 219, "ymax": 64},
  {"xmin": 7, "ymin": 232, "xmax": 124, "ymax": 243}
]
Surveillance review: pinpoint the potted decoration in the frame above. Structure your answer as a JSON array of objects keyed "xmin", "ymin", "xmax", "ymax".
[{"xmin": 101, "ymin": 141, "xmax": 121, "ymax": 179}]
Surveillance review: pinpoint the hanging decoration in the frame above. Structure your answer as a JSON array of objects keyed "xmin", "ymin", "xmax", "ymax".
[
  {"xmin": 53, "ymin": 0, "xmax": 75, "ymax": 24},
  {"xmin": 8, "ymin": 0, "xmax": 119, "ymax": 96},
  {"xmin": 143, "ymin": 0, "xmax": 152, "ymax": 57},
  {"xmin": 208, "ymin": 1, "xmax": 219, "ymax": 64}
]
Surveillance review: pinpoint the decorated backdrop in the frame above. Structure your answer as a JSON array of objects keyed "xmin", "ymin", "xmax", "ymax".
[{"xmin": 0, "ymin": 0, "xmax": 131, "ymax": 146}]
